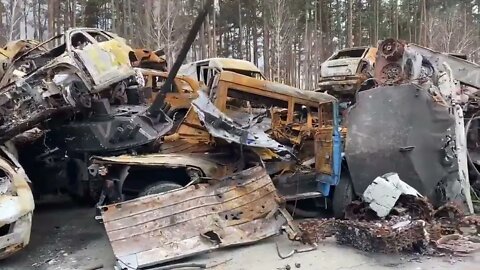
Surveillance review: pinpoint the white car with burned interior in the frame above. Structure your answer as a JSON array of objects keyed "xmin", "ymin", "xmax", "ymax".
[{"xmin": 317, "ymin": 46, "xmax": 377, "ymax": 98}]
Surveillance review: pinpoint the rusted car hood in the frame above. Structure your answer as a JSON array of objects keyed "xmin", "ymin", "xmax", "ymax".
[
  {"xmin": 320, "ymin": 58, "xmax": 362, "ymax": 78},
  {"xmin": 100, "ymin": 166, "xmax": 297, "ymax": 269}
]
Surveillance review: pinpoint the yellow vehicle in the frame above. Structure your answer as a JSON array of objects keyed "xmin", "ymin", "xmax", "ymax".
[
  {"xmin": 138, "ymin": 68, "xmax": 200, "ymax": 123},
  {"xmin": 131, "ymin": 49, "xmax": 167, "ymax": 71},
  {"xmin": 178, "ymin": 58, "xmax": 265, "ymax": 86},
  {"xmin": 94, "ymin": 71, "xmax": 351, "ymax": 217}
]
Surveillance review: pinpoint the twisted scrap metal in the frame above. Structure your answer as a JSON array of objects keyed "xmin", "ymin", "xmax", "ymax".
[{"xmin": 295, "ymin": 194, "xmax": 480, "ymax": 255}]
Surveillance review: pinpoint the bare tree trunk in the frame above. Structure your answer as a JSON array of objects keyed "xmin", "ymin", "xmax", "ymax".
[
  {"xmin": 238, "ymin": 0, "xmax": 243, "ymax": 58},
  {"xmin": 373, "ymin": 0, "xmax": 378, "ymax": 45},
  {"xmin": 212, "ymin": 8, "xmax": 217, "ymax": 57},
  {"xmin": 245, "ymin": 26, "xmax": 250, "ymax": 60},
  {"xmin": 166, "ymin": 0, "xmax": 173, "ymax": 67},
  {"xmin": 24, "ymin": 0, "xmax": 28, "ymax": 39},
  {"xmin": 206, "ymin": 12, "xmax": 212, "ymax": 57},
  {"xmin": 319, "ymin": 0, "xmax": 326, "ymax": 59},
  {"xmin": 296, "ymin": 40, "xmax": 301, "ymax": 87},
  {"xmin": 394, "ymin": 0, "xmax": 399, "ymax": 39},
  {"xmin": 303, "ymin": 1, "xmax": 309, "ymax": 89},
  {"xmin": 38, "ymin": 0, "xmax": 43, "ymax": 39},
  {"xmin": 71, "ymin": 0, "xmax": 76, "ymax": 27},
  {"xmin": 200, "ymin": 10, "xmax": 206, "ymax": 58},
  {"xmin": 355, "ymin": 0, "xmax": 362, "ymax": 45},
  {"xmin": 48, "ymin": 0, "xmax": 54, "ymax": 38},
  {"xmin": 313, "ymin": 0, "xmax": 319, "ymax": 88},
  {"xmin": 289, "ymin": 44, "xmax": 293, "ymax": 85},
  {"xmin": 262, "ymin": 0, "xmax": 270, "ymax": 78},
  {"xmin": 112, "ymin": 0, "xmax": 117, "ymax": 32},
  {"xmin": 65, "ymin": 0, "xmax": 70, "ymax": 31},
  {"xmin": 81, "ymin": 0, "xmax": 86, "ymax": 26},
  {"xmin": 33, "ymin": 0, "xmax": 38, "ymax": 39},
  {"xmin": 127, "ymin": 0, "xmax": 133, "ymax": 42},
  {"xmin": 122, "ymin": 0, "xmax": 127, "ymax": 38},
  {"xmin": 347, "ymin": 0, "xmax": 353, "ymax": 47},
  {"xmin": 55, "ymin": 1, "xmax": 61, "ymax": 36},
  {"xmin": 253, "ymin": 19, "xmax": 259, "ymax": 66}
]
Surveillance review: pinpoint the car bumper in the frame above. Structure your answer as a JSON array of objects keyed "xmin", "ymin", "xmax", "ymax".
[
  {"xmin": 318, "ymin": 77, "xmax": 361, "ymax": 87},
  {"xmin": 0, "ymin": 212, "xmax": 32, "ymax": 260}
]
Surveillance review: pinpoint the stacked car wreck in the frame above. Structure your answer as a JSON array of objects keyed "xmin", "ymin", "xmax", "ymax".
[
  {"xmin": 0, "ymin": 28, "xmax": 174, "ymax": 259},
  {"xmin": 93, "ymin": 40, "xmax": 480, "ymax": 268},
  {"xmin": 1, "ymin": 1, "xmax": 480, "ymax": 268}
]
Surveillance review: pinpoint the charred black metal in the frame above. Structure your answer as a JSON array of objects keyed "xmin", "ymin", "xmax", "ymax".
[{"xmin": 345, "ymin": 84, "xmax": 456, "ymax": 204}]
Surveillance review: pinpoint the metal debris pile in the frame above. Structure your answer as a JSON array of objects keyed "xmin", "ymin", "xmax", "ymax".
[
  {"xmin": 1, "ymin": 0, "xmax": 480, "ymax": 268},
  {"xmin": 298, "ymin": 219, "xmax": 335, "ymax": 245},
  {"xmin": 299, "ymin": 192, "xmax": 480, "ymax": 255}
]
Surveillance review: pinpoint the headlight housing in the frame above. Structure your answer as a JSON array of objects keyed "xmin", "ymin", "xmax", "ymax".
[{"xmin": 0, "ymin": 171, "xmax": 14, "ymax": 195}]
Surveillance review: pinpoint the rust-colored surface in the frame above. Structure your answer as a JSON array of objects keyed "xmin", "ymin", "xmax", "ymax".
[
  {"xmin": 435, "ymin": 234, "xmax": 480, "ymax": 254},
  {"xmin": 92, "ymin": 153, "xmax": 233, "ymax": 180},
  {"xmin": 213, "ymin": 71, "xmax": 336, "ymax": 112},
  {"xmin": 336, "ymin": 217, "xmax": 429, "ymax": 253},
  {"xmin": 100, "ymin": 166, "xmax": 290, "ymax": 269},
  {"xmin": 139, "ymin": 68, "xmax": 200, "ymax": 113},
  {"xmin": 298, "ymin": 219, "xmax": 335, "ymax": 245},
  {"xmin": 374, "ymin": 39, "xmax": 411, "ymax": 85},
  {"xmin": 132, "ymin": 49, "xmax": 166, "ymax": 70},
  {"xmin": 331, "ymin": 196, "xmax": 480, "ymax": 254},
  {"xmin": 314, "ymin": 127, "xmax": 334, "ymax": 175}
]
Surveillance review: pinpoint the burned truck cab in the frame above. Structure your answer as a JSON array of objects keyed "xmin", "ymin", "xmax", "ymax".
[{"xmin": 92, "ymin": 70, "xmax": 350, "ymax": 217}]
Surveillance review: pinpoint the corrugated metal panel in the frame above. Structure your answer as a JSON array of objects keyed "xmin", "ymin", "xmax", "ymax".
[{"xmin": 101, "ymin": 166, "xmax": 288, "ymax": 269}]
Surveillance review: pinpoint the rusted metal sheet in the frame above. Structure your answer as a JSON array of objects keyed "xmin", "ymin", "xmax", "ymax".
[
  {"xmin": 132, "ymin": 49, "xmax": 167, "ymax": 71},
  {"xmin": 101, "ymin": 166, "xmax": 294, "ymax": 269},
  {"xmin": 92, "ymin": 153, "xmax": 236, "ymax": 180},
  {"xmin": 314, "ymin": 127, "xmax": 333, "ymax": 175}
]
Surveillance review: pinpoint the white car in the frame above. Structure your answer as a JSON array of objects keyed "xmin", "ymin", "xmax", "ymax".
[{"xmin": 318, "ymin": 47, "xmax": 377, "ymax": 98}]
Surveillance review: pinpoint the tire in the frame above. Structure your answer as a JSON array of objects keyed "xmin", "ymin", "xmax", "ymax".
[
  {"xmin": 138, "ymin": 181, "xmax": 182, "ymax": 197},
  {"xmin": 332, "ymin": 173, "xmax": 355, "ymax": 219}
]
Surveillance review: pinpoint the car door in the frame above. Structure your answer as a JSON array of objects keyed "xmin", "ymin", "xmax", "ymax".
[{"xmin": 68, "ymin": 30, "xmax": 135, "ymax": 91}]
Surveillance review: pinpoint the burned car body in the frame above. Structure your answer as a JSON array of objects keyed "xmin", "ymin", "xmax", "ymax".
[
  {"xmin": 132, "ymin": 49, "xmax": 167, "ymax": 71},
  {"xmin": 138, "ymin": 67, "xmax": 200, "ymax": 122},
  {"xmin": 317, "ymin": 46, "xmax": 377, "ymax": 99},
  {"xmin": 0, "ymin": 147, "xmax": 34, "ymax": 260},
  {"xmin": 0, "ymin": 40, "xmax": 45, "ymax": 79},
  {"xmin": 0, "ymin": 28, "xmax": 173, "ymax": 202},
  {"xmin": 0, "ymin": 28, "xmax": 137, "ymax": 142},
  {"xmin": 178, "ymin": 57, "xmax": 265, "ymax": 86},
  {"xmin": 92, "ymin": 71, "xmax": 348, "ymax": 217}
]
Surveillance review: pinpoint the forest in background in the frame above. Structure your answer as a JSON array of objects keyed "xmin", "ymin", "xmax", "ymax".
[{"xmin": 0, "ymin": 0, "xmax": 479, "ymax": 90}]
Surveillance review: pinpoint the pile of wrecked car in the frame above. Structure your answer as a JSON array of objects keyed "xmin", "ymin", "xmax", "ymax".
[{"xmin": 1, "ymin": 0, "xmax": 480, "ymax": 268}]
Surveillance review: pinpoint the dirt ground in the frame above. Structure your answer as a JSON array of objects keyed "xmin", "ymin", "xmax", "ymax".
[{"xmin": 1, "ymin": 198, "xmax": 480, "ymax": 270}]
